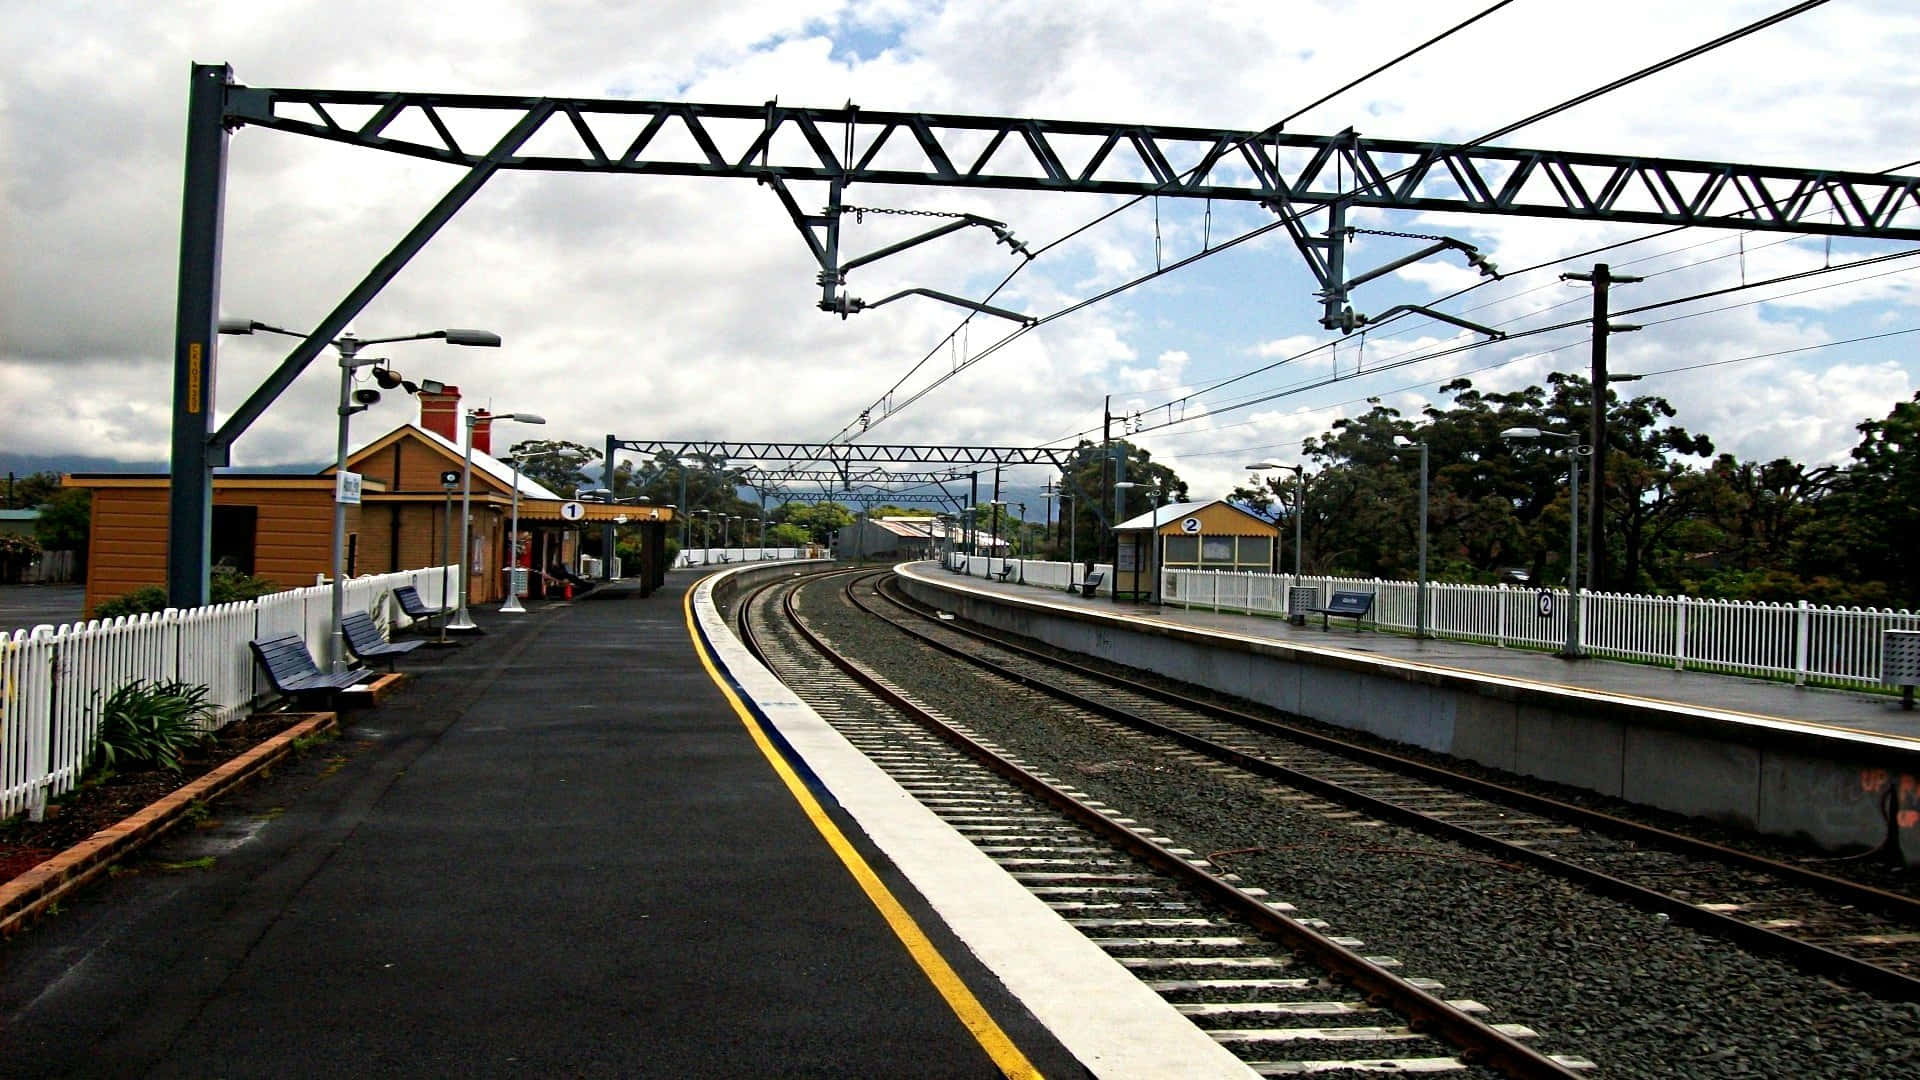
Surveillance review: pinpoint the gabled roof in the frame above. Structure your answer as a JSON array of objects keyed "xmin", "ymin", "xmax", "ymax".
[
  {"xmin": 1114, "ymin": 499, "xmax": 1275, "ymax": 532},
  {"xmin": 344, "ymin": 424, "xmax": 563, "ymax": 500}
]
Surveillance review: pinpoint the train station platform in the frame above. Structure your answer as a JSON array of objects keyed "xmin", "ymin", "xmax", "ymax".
[
  {"xmin": 895, "ymin": 562, "xmax": 1920, "ymax": 856},
  {"xmin": 0, "ymin": 567, "xmax": 1247, "ymax": 1078}
]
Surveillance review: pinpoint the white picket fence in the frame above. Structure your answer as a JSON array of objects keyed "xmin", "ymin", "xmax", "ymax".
[
  {"xmin": 0, "ymin": 566, "xmax": 455, "ymax": 821},
  {"xmin": 944, "ymin": 554, "xmax": 1117, "ymax": 595},
  {"xmin": 678, "ymin": 547, "xmax": 814, "ymax": 567},
  {"xmin": 1162, "ymin": 568, "xmax": 1920, "ymax": 691}
]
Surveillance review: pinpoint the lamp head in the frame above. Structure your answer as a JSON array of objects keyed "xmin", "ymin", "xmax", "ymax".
[
  {"xmin": 217, "ymin": 318, "xmax": 256, "ymax": 335},
  {"xmin": 503, "ymin": 413, "xmax": 546, "ymax": 424},
  {"xmin": 1501, "ymin": 427, "xmax": 1542, "ymax": 440},
  {"xmin": 441, "ymin": 329, "xmax": 502, "ymax": 348}
]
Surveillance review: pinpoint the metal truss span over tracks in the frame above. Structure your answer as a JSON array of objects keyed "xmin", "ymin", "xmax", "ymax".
[
  {"xmin": 225, "ymin": 89, "xmax": 1920, "ymax": 240},
  {"xmin": 614, "ymin": 441, "xmax": 1072, "ymax": 467}
]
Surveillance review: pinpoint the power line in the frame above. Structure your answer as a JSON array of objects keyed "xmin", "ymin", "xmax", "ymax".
[
  {"xmin": 1636, "ymin": 325, "xmax": 1920, "ymax": 378},
  {"xmin": 827, "ymin": 0, "xmax": 1530, "ymax": 442},
  {"xmin": 1107, "ymin": 245, "xmax": 1920, "ymax": 438},
  {"xmin": 838, "ymin": 0, "xmax": 1841, "ymax": 441}
]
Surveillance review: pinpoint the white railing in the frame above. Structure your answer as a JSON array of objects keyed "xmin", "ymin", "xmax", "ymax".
[
  {"xmin": 1160, "ymin": 568, "xmax": 1920, "ymax": 691},
  {"xmin": 678, "ymin": 546, "xmax": 815, "ymax": 567},
  {"xmin": 0, "ymin": 566, "xmax": 454, "ymax": 821}
]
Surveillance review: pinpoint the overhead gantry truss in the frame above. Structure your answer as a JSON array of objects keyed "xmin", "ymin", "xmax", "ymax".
[
  {"xmin": 224, "ymin": 88, "xmax": 1920, "ymax": 240},
  {"xmin": 612, "ymin": 440, "xmax": 1073, "ymax": 468},
  {"xmin": 166, "ymin": 63, "xmax": 1920, "ymax": 604}
]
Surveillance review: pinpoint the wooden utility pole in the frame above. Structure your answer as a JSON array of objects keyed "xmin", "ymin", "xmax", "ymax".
[{"xmin": 1563, "ymin": 263, "xmax": 1640, "ymax": 592}]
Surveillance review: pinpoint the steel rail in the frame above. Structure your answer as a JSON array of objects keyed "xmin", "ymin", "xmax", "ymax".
[
  {"xmin": 864, "ymin": 574, "xmax": 1920, "ymax": 1001},
  {"xmin": 767, "ymin": 570, "xmax": 1583, "ymax": 1079}
]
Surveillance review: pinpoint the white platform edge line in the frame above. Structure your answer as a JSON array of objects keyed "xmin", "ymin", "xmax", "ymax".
[
  {"xmin": 897, "ymin": 561, "xmax": 1920, "ymax": 753},
  {"xmin": 694, "ymin": 566, "xmax": 1258, "ymax": 1080}
]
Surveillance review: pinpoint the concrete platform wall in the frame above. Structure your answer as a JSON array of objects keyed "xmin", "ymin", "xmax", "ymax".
[{"xmin": 898, "ymin": 570, "xmax": 1915, "ymax": 855}]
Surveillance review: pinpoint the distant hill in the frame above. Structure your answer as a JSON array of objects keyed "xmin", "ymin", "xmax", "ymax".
[{"xmin": 0, "ymin": 452, "xmax": 322, "ymax": 477}]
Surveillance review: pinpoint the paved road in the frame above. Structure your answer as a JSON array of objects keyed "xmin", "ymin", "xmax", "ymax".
[{"xmin": 0, "ymin": 584, "xmax": 84, "ymax": 633}]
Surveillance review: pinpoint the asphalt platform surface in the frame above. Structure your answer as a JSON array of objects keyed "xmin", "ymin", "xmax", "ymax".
[{"xmin": 0, "ymin": 572, "xmax": 1087, "ymax": 1078}]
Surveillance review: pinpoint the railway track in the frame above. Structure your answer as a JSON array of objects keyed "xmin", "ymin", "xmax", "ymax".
[
  {"xmin": 857, "ymin": 570, "xmax": 1920, "ymax": 1002},
  {"xmin": 737, "ymin": 567, "xmax": 1593, "ymax": 1078}
]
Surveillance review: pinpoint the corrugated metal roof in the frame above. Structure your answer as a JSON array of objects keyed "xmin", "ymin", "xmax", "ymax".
[
  {"xmin": 1114, "ymin": 500, "xmax": 1213, "ymax": 530},
  {"xmin": 407, "ymin": 425, "xmax": 563, "ymax": 500}
]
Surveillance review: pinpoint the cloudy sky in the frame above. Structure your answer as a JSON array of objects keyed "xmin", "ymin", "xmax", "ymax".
[{"xmin": 4, "ymin": 0, "xmax": 1917, "ymax": 509}]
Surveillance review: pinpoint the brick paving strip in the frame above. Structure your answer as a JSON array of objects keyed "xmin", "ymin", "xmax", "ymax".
[{"xmin": 0, "ymin": 712, "xmax": 338, "ymax": 937}]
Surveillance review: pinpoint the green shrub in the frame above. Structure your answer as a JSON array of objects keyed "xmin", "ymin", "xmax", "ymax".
[
  {"xmin": 92, "ymin": 585, "xmax": 169, "ymax": 619},
  {"xmin": 210, "ymin": 566, "xmax": 280, "ymax": 603},
  {"xmin": 91, "ymin": 679, "xmax": 215, "ymax": 773},
  {"xmin": 91, "ymin": 568, "xmax": 283, "ymax": 620}
]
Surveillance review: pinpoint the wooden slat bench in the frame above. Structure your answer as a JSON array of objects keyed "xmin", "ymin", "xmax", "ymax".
[
  {"xmin": 1306, "ymin": 590, "xmax": 1375, "ymax": 631},
  {"xmin": 249, "ymin": 635, "xmax": 375, "ymax": 707},
  {"xmin": 341, "ymin": 611, "xmax": 425, "ymax": 670},
  {"xmin": 392, "ymin": 585, "xmax": 450, "ymax": 632}
]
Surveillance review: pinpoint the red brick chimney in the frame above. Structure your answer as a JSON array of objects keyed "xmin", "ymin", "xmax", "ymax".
[
  {"xmin": 470, "ymin": 411, "xmax": 494, "ymax": 456},
  {"xmin": 419, "ymin": 385, "xmax": 461, "ymax": 443}
]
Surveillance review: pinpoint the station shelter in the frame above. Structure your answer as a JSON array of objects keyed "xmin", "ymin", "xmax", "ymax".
[
  {"xmin": 1111, "ymin": 499, "xmax": 1279, "ymax": 603},
  {"xmin": 66, "ymin": 388, "xmax": 673, "ymax": 616}
]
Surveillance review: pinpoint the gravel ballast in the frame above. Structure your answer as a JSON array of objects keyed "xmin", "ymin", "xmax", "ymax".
[{"xmin": 796, "ymin": 576, "xmax": 1920, "ymax": 1080}]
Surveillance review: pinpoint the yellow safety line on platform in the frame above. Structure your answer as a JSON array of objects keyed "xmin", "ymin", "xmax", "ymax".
[{"xmin": 683, "ymin": 589, "xmax": 1044, "ymax": 1080}]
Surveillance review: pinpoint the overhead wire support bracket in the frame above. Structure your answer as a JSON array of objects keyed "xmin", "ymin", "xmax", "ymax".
[{"xmin": 838, "ymin": 287, "xmax": 1037, "ymax": 326}]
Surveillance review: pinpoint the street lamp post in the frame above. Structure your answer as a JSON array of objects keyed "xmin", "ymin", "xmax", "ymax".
[
  {"xmin": 988, "ymin": 500, "xmax": 1007, "ymax": 578},
  {"xmin": 435, "ymin": 469, "xmax": 459, "ymax": 646},
  {"xmin": 1392, "ymin": 436, "xmax": 1431, "ymax": 639},
  {"xmin": 1503, "ymin": 427, "xmax": 1586, "ymax": 659},
  {"xmin": 218, "ymin": 318, "xmax": 498, "ymax": 670},
  {"xmin": 1060, "ymin": 492, "xmax": 1077, "ymax": 588},
  {"xmin": 500, "ymin": 449, "xmax": 562, "ymax": 615},
  {"xmin": 449, "ymin": 410, "xmax": 545, "ymax": 633},
  {"xmin": 692, "ymin": 509, "xmax": 709, "ymax": 563},
  {"xmin": 1246, "ymin": 462, "xmax": 1305, "ymax": 576}
]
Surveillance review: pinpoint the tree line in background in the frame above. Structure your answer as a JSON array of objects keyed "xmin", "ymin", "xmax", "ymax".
[
  {"xmin": 2, "ymin": 471, "xmax": 92, "ymax": 582},
  {"xmin": 1216, "ymin": 380, "xmax": 1919, "ymax": 610},
  {"xmin": 517, "ymin": 380, "xmax": 1920, "ymax": 615}
]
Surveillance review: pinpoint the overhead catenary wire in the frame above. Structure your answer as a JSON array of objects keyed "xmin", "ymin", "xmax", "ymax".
[
  {"xmin": 1106, "ymin": 246, "xmax": 1920, "ymax": 439},
  {"xmin": 824, "ymin": 0, "xmax": 1532, "ymax": 443},
  {"xmin": 833, "ymin": 0, "xmax": 1844, "ymax": 442}
]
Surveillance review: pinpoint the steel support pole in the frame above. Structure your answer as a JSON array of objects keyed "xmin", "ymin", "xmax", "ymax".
[
  {"xmin": 449, "ymin": 413, "xmax": 480, "ymax": 632},
  {"xmin": 1416, "ymin": 441, "xmax": 1429, "ymax": 640},
  {"xmin": 166, "ymin": 63, "xmax": 233, "ymax": 608},
  {"xmin": 601, "ymin": 434, "xmax": 617, "ymax": 580},
  {"xmin": 438, "ymin": 484, "xmax": 454, "ymax": 644},
  {"xmin": 991, "ymin": 467, "xmax": 1002, "ymax": 577},
  {"xmin": 326, "ymin": 340, "xmax": 361, "ymax": 670},
  {"xmin": 1565, "ymin": 446, "xmax": 1584, "ymax": 659},
  {"xmin": 502, "ymin": 459, "xmax": 527, "ymax": 614},
  {"xmin": 968, "ymin": 472, "xmax": 979, "ymax": 562},
  {"xmin": 1067, "ymin": 496, "xmax": 1077, "ymax": 584}
]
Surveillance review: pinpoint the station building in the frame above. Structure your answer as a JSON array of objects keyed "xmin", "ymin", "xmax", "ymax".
[
  {"xmin": 66, "ymin": 389, "xmax": 672, "ymax": 616},
  {"xmin": 1111, "ymin": 499, "xmax": 1280, "ymax": 602}
]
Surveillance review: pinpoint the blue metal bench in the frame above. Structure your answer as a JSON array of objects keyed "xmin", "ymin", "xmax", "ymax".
[
  {"xmin": 249, "ymin": 635, "xmax": 374, "ymax": 706},
  {"xmin": 341, "ymin": 611, "xmax": 425, "ymax": 669},
  {"xmin": 392, "ymin": 585, "xmax": 450, "ymax": 631},
  {"xmin": 1307, "ymin": 590, "xmax": 1375, "ymax": 631}
]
